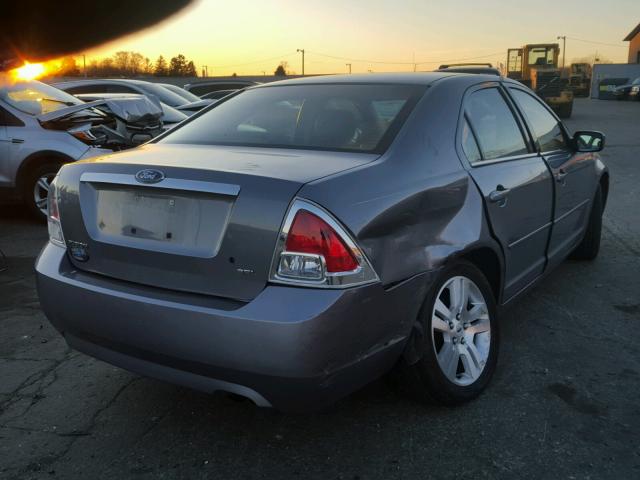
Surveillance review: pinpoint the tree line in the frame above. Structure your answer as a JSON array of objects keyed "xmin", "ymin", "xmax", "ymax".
[{"xmin": 56, "ymin": 51, "xmax": 198, "ymax": 77}]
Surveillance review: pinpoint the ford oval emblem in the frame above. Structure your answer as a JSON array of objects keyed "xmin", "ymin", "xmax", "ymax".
[{"xmin": 135, "ymin": 169, "xmax": 165, "ymax": 184}]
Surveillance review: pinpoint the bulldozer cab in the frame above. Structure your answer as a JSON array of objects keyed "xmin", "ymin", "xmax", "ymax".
[
  {"xmin": 506, "ymin": 43, "xmax": 573, "ymax": 118},
  {"xmin": 507, "ymin": 44, "xmax": 560, "ymax": 84}
]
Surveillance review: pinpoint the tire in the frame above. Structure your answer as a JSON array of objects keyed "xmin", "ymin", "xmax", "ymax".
[
  {"xmin": 557, "ymin": 102, "xmax": 573, "ymax": 119},
  {"xmin": 570, "ymin": 185, "xmax": 603, "ymax": 261},
  {"xmin": 22, "ymin": 162, "xmax": 63, "ymax": 220},
  {"xmin": 399, "ymin": 260, "xmax": 499, "ymax": 406}
]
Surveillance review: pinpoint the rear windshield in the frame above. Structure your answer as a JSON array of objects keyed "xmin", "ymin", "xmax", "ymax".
[{"xmin": 160, "ymin": 84, "xmax": 425, "ymax": 153}]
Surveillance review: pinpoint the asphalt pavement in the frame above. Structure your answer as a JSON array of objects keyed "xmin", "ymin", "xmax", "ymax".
[{"xmin": 0, "ymin": 98, "xmax": 638, "ymax": 479}]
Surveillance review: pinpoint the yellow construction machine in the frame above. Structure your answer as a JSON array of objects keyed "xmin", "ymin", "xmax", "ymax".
[{"xmin": 506, "ymin": 43, "xmax": 574, "ymax": 118}]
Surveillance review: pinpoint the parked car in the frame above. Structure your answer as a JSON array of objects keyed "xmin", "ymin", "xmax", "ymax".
[
  {"xmin": 158, "ymin": 83, "xmax": 202, "ymax": 102},
  {"xmin": 201, "ymin": 89, "xmax": 237, "ymax": 100},
  {"xmin": 183, "ymin": 79, "xmax": 259, "ymax": 97},
  {"xmin": 628, "ymin": 78, "xmax": 640, "ymax": 100},
  {"xmin": 72, "ymin": 93, "xmax": 188, "ymax": 130},
  {"xmin": 612, "ymin": 77, "xmax": 640, "ymax": 100},
  {"xmin": 36, "ymin": 73, "xmax": 608, "ymax": 411},
  {"xmin": 54, "ymin": 79, "xmax": 213, "ymax": 114},
  {"xmin": 437, "ymin": 63, "xmax": 501, "ymax": 76},
  {"xmin": 0, "ymin": 77, "xmax": 164, "ymax": 217}
]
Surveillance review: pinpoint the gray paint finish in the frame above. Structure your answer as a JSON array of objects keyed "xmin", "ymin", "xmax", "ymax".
[{"xmin": 36, "ymin": 72, "xmax": 607, "ymax": 410}]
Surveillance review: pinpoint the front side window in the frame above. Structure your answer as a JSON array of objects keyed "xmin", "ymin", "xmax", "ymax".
[
  {"xmin": 161, "ymin": 84, "xmax": 425, "ymax": 154},
  {"xmin": 465, "ymin": 88, "xmax": 528, "ymax": 161},
  {"xmin": 510, "ymin": 89, "xmax": 567, "ymax": 152}
]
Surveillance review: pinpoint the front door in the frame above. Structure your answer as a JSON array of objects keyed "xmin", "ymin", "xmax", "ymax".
[
  {"xmin": 460, "ymin": 85, "xmax": 554, "ymax": 300},
  {"xmin": 507, "ymin": 87, "xmax": 595, "ymax": 267}
]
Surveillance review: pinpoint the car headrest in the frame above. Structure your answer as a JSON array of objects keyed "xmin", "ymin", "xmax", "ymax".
[{"xmin": 310, "ymin": 108, "xmax": 357, "ymax": 148}]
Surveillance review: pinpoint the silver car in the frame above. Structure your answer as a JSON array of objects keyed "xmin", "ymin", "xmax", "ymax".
[
  {"xmin": 0, "ymin": 78, "xmax": 167, "ymax": 217},
  {"xmin": 54, "ymin": 79, "xmax": 214, "ymax": 115},
  {"xmin": 0, "ymin": 78, "xmax": 114, "ymax": 217},
  {"xmin": 37, "ymin": 73, "xmax": 608, "ymax": 411}
]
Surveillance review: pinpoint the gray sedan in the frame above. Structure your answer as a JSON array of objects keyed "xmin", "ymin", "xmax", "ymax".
[{"xmin": 36, "ymin": 73, "xmax": 608, "ymax": 411}]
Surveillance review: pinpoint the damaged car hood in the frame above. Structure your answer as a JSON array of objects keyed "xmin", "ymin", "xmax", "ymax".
[{"xmin": 37, "ymin": 96, "xmax": 163, "ymax": 126}]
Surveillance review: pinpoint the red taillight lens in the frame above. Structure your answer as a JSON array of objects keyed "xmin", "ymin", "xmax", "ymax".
[{"xmin": 285, "ymin": 210, "xmax": 358, "ymax": 272}]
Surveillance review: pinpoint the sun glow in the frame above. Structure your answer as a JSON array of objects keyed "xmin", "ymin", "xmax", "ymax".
[{"xmin": 12, "ymin": 62, "xmax": 46, "ymax": 81}]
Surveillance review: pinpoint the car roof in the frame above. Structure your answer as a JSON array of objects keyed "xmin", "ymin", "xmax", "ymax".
[
  {"xmin": 257, "ymin": 72, "xmax": 508, "ymax": 88},
  {"xmin": 184, "ymin": 79, "xmax": 257, "ymax": 87}
]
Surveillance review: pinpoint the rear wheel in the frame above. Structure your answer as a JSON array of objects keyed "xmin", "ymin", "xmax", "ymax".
[
  {"xmin": 557, "ymin": 102, "xmax": 573, "ymax": 118},
  {"xmin": 23, "ymin": 162, "xmax": 63, "ymax": 220},
  {"xmin": 570, "ymin": 185, "xmax": 603, "ymax": 260},
  {"xmin": 400, "ymin": 261, "xmax": 499, "ymax": 405}
]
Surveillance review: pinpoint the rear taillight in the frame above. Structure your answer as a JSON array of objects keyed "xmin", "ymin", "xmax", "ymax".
[
  {"xmin": 270, "ymin": 199, "xmax": 378, "ymax": 288},
  {"xmin": 47, "ymin": 177, "xmax": 65, "ymax": 248}
]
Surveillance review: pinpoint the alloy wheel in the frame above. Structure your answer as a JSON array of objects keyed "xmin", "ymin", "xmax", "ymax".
[
  {"xmin": 33, "ymin": 173, "xmax": 56, "ymax": 217},
  {"xmin": 431, "ymin": 276, "xmax": 491, "ymax": 386}
]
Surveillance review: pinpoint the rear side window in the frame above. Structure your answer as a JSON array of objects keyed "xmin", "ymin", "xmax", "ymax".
[
  {"xmin": 162, "ymin": 84, "xmax": 426, "ymax": 154},
  {"xmin": 509, "ymin": 89, "xmax": 568, "ymax": 152},
  {"xmin": 65, "ymin": 84, "xmax": 109, "ymax": 95},
  {"xmin": 465, "ymin": 88, "xmax": 528, "ymax": 161},
  {"xmin": 106, "ymin": 84, "xmax": 138, "ymax": 94},
  {"xmin": 461, "ymin": 118, "xmax": 482, "ymax": 163}
]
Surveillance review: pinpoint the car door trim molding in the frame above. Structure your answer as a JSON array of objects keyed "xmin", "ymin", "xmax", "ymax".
[
  {"xmin": 553, "ymin": 198, "xmax": 590, "ymax": 224},
  {"xmin": 507, "ymin": 221, "xmax": 552, "ymax": 249}
]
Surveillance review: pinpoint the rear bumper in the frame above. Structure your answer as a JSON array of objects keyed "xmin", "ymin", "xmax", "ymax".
[{"xmin": 36, "ymin": 243, "xmax": 433, "ymax": 411}]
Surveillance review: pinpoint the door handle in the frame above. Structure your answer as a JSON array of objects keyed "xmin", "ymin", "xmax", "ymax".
[
  {"xmin": 11, "ymin": 138, "xmax": 24, "ymax": 144},
  {"xmin": 556, "ymin": 168, "xmax": 567, "ymax": 183},
  {"xmin": 489, "ymin": 185, "xmax": 510, "ymax": 204}
]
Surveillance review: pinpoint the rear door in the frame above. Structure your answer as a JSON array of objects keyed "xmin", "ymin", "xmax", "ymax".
[
  {"xmin": 460, "ymin": 84, "xmax": 554, "ymax": 300},
  {"xmin": 507, "ymin": 87, "xmax": 594, "ymax": 267}
]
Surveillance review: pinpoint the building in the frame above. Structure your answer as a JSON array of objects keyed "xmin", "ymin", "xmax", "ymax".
[{"xmin": 624, "ymin": 22, "xmax": 640, "ymax": 64}]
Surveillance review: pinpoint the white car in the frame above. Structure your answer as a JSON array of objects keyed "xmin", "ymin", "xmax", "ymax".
[
  {"xmin": 54, "ymin": 79, "xmax": 214, "ymax": 115},
  {"xmin": 0, "ymin": 77, "xmax": 163, "ymax": 217}
]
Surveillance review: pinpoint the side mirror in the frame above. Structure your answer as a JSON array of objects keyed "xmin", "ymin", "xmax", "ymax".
[{"xmin": 573, "ymin": 131, "xmax": 605, "ymax": 152}]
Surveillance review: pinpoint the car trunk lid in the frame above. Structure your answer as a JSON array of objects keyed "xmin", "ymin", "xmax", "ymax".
[{"xmin": 57, "ymin": 144, "xmax": 376, "ymax": 301}]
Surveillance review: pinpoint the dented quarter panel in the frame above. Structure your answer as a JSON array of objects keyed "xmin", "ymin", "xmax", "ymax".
[{"xmin": 299, "ymin": 76, "xmax": 503, "ymax": 291}]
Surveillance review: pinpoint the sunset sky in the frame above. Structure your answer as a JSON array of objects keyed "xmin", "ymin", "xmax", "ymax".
[{"xmin": 84, "ymin": 0, "xmax": 636, "ymax": 76}]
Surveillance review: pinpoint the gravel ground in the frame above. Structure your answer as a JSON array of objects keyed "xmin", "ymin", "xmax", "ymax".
[{"xmin": 0, "ymin": 98, "xmax": 638, "ymax": 480}]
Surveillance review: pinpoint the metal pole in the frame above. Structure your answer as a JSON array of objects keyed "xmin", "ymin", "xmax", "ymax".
[
  {"xmin": 557, "ymin": 36, "xmax": 566, "ymax": 70},
  {"xmin": 297, "ymin": 49, "xmax": 305, "ymax": 75},
  {"xmin": 346, "ymin": 63, "xmax": 351, "ymax": 74}
]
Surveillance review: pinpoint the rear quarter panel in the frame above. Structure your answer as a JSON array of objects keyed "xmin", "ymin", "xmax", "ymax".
[{"xmin": 299, "ymin": 78, "xmax": 502, "ymax": 289}]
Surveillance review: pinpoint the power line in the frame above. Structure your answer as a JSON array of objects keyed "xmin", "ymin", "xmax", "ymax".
[
  {"xmin": 306, "ymin": 50, "xmax": 414, "ymax": 65},
  {"xmin": 213, "ymin": 52, "xmax": 297, "ymax": 69},
  {"xmin": 306, "ymin": 50, "xmax": 505, "ymax": 67},
  {"xmin": 565, "ymin": 37, "xmax": 627, "ymax": 48},
  {"xmin": 415, "ymin": 51, "xmax": 505, "ymax": 66}
]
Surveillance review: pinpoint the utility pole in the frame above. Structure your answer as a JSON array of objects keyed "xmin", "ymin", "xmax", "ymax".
[
  {"xmin": 557, "ymin": 35, "xmax": 566, "ymax": 71},
  {"xmin": 346, "ymin": 63, "xmax": 351, "ymax": 74},
  {"xmin": 297, "ymin": 49, "xmax": 305, "ymax": 75}
]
